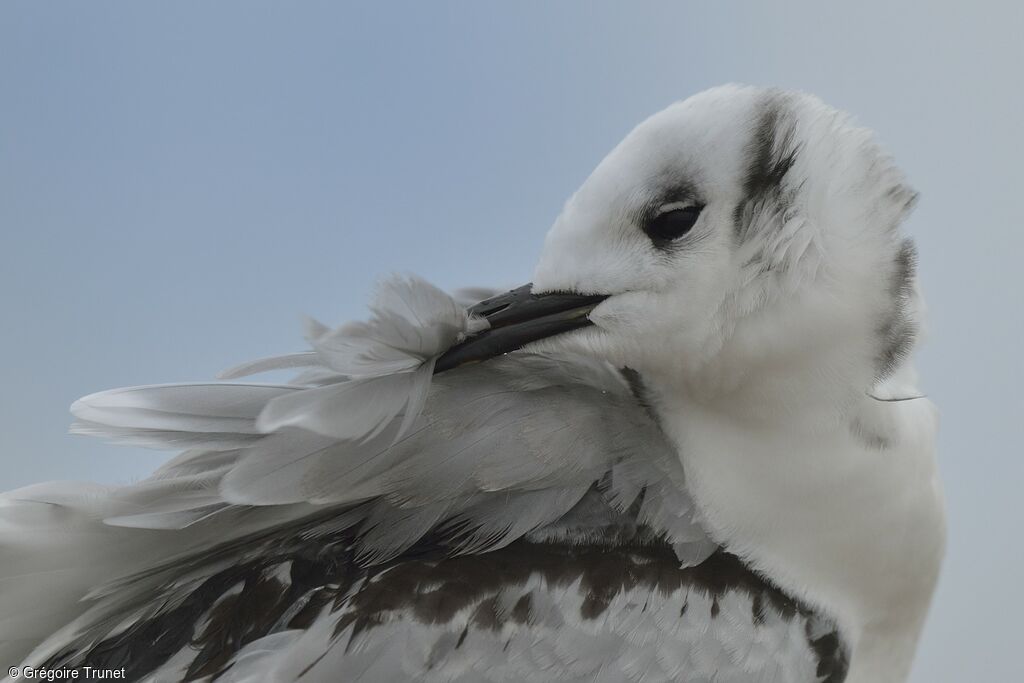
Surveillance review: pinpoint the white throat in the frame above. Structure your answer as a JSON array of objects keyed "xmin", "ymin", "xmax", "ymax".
[{"xmin": 645, "ymin": 355, "xmax": 945, "ymax": 683}]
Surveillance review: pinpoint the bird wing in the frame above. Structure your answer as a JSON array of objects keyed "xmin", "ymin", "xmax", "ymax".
[{"xmin": 1, "ymin": 278, "xmax": 848, "ymax": 682}]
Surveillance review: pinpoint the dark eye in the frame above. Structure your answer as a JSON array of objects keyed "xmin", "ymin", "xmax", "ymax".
[{"xmin": 644, "ymin": 205, "xmax": 704, "ymax": 244}]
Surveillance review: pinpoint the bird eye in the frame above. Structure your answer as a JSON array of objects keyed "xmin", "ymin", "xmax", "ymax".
[{"xmin": 644, "ymin": 205, "xmax": 704, "ymax": 244}]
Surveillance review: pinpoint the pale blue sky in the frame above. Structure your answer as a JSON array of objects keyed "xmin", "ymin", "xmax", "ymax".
[{"xmin": 1, "ymin": 2, "xmax": 1021, "ymax": 680}]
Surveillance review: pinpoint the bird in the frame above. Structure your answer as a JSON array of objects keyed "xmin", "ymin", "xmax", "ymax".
[{"xmin": 0, "ymin": 84, "xmax": 945, "ymax": 683}]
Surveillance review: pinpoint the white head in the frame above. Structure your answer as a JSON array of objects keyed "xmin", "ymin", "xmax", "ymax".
[
  {"xmin": 531, "ymin": 85, "xmax": 920, "ymax": 415},
  {"xmin": 520, "ymin": 86, "xmax": 942, "ymax": 682}
]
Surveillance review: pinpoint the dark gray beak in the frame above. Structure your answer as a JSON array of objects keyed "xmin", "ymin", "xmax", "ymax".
[{"xmin": 434, "ymin": 284, "xmax": 608, "ymax": 373}]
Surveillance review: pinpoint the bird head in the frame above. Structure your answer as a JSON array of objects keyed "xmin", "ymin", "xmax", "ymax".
[{"xmin": 442, "ymin": 85, "xmax": 921, "ymax": 409}]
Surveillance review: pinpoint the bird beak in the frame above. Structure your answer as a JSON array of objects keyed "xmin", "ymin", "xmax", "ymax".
[{"xmin": 434, "ymin": 284, "xmax": 608, "ymax": 373}]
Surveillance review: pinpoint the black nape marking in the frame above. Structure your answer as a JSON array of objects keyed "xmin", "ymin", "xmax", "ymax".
[
  {"xmin": 875, "ymin": 238, "xmax": 919, "ymax": 379},
  {"xmin": 734, "ymin": 94, "xmax": 802, "ymax": 245}
]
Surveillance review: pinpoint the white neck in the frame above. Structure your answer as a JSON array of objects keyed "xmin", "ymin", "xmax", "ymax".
[{"xmin": 646, "ymin": 353, "xmax": 945, "ymax": 683}]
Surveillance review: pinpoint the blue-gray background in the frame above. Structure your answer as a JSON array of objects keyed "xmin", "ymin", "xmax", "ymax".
[{"xmin": 2, "ymin": 3, "xmax": 1020, "ymax": 680}]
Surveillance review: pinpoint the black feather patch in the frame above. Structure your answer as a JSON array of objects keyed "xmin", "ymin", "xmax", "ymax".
[
  {"xmin": 875, "ymin": 238, "xmax": 919, "ymax": 379},
  {"xmin": 734, "ymin": 93, "xmax": 801, "ymax": 245},
  {"xmin": 42, "ymin": 510, "xmax": 849, "ymax": 682}
]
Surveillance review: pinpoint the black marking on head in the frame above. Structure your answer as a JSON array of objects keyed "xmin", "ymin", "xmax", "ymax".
[
  {"xmin": 734, "ymin": 94, "xmax": 802, "ymax": 246},
  {"xmin": 875, "ymin": 238, "xmax": 919, "ymax": 379}
]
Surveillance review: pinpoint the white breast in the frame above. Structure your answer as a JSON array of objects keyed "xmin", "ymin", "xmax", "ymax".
[{"xmin": 658, "ymin": 388, "xmax": 946, "ymax": 683}]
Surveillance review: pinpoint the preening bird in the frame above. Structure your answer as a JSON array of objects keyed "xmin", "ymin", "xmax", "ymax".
[{"xmin": 0, "ymin": 85, "xmax": 945, "ymax": 683}]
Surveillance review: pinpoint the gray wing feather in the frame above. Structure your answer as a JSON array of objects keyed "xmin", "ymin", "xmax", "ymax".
[
  {"xmin": 64, "ymin": 352, "xmax": 712, "ymax": 559},
  {"xmin": 3, "ymin": 277, "xmax": 847, "ymax": 681}
]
